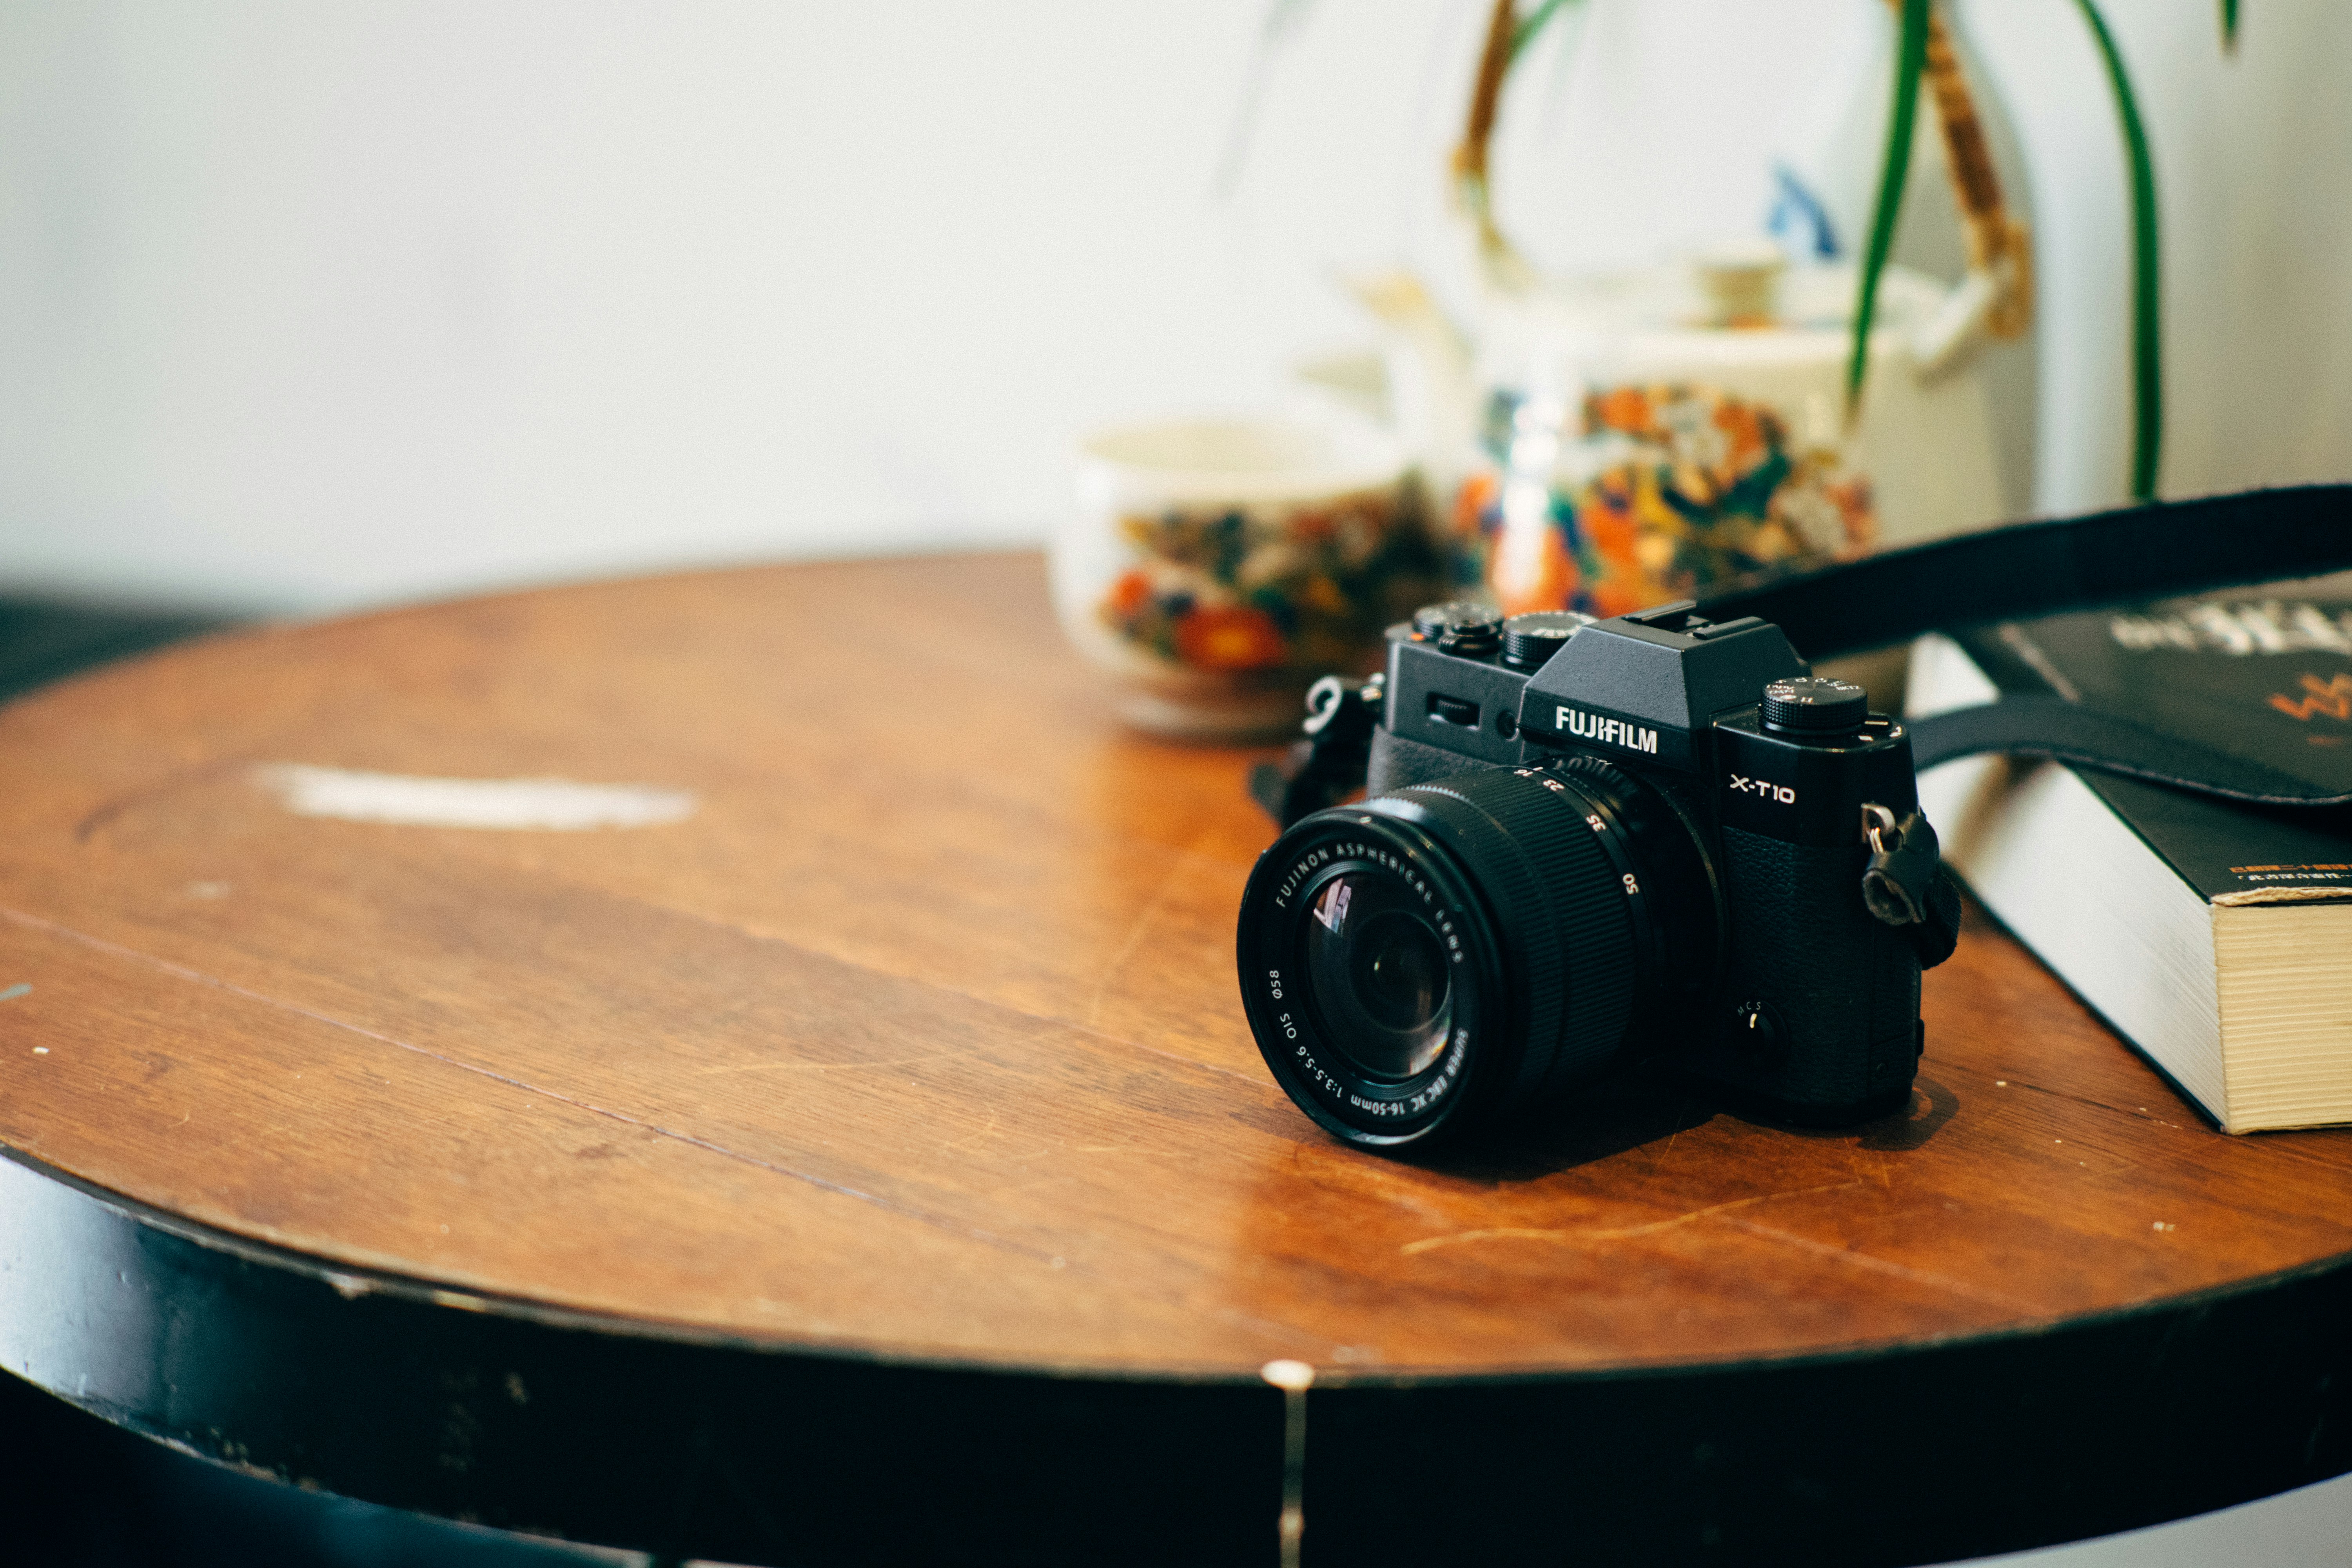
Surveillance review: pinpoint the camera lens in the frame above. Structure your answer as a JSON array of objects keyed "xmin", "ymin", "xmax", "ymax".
[
  {"xmin": 1237, "ymin": 762, "xmax": 1710, "ymax": 1148},
  {"xmin": 1303, "ymin": 876, "xmax": 1454, "ymax": 1079}
]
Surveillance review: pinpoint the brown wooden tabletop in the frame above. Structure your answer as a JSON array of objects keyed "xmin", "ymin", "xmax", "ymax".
[{"xmin": 2, "ymin": 552, "xmax": 2348, "ymax": 1567}]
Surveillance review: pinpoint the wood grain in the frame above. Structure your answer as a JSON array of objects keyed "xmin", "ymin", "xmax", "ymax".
[{"xmin": 1, "ymin": 552, "xmax": 2346, "ymax": 1376}]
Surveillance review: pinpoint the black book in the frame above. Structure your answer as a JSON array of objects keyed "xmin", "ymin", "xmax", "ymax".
[{"xmin": 1908, "ymin": 581, "xmax": 2352, "ymax": 1132}]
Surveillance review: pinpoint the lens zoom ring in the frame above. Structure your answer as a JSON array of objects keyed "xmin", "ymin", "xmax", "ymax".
[
  {"xmin": 1394, "ymin": 784, "xmax": 1563, "ymax": 1108},
  {"xmin": 1468, "ymin": 773, "xmax": 1638, "ymax": 1087},
  {"xmin": 1400, "ymin": 771, "xmax": 1639, "ymax": 1103}
]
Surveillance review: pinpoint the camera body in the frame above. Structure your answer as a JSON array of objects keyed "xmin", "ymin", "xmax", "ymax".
[{"xmin": 1237, "ymin": 600, "xmax": 1930, "ymax": 1151}]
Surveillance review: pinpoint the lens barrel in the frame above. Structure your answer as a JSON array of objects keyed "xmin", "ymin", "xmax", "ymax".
[{"xmin": 1238, "ymin": 763, "xmax": 1690, "ymax": 1148}]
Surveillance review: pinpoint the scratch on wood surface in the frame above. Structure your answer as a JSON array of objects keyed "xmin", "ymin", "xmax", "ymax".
[
  {"xmin": 1724, "ymin": 1219, "xmax": 2044, "ymax": 1314},
  {"xmin": 1401, "ymin": 1182, "xmax": 1864, "ymax": 1256},
  {"xmin": 1082, "ymin": 849, "xmax": 1196, "ymax": 1027},
  {"xmin": 1071, "ymin": 1024, "xmax": 1265, "ymax": 1087},
  {"xmin": 74, "ymin": 754, "xmax": 256, "ymax": 843},
  {"xmin": 690, "ymin": 1053, "xmax": 964, "ymax": 1077},
  {"xmin": 0, "ymin": 983, "xmax": 29, "ymax": 1002},
  {"xmin": 544, "ymin": 853, "xmax": 1268, "ymax": 1090},
  {"xmin": 0, "ymin": 902, "xmax": 1063, "ymax": 1266},
  {"xmin": 1402, "ymin": 1225, "xmax": 1582, "ymax": 1255},
  {"xmin": 938, "ymin": 1112, "xmax": 1002, "ymax": 1153},
  {"xmin": 2000, "ymin": 1076, "xmax": 2172, "ymax": 1124}
]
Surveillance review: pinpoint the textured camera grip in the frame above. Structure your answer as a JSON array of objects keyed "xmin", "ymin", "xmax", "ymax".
[{"xmin": 1710, "ymin": 826, "xmax": 1922, "ymax": 1117}]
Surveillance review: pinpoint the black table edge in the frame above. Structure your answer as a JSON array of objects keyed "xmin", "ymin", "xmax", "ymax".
[{"xmin": 4, "ymin": 1143, "xmax": 2347, "ymax": 1566}]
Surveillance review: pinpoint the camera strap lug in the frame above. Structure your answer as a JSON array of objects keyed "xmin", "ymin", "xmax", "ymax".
[
  {"xmin": 1861, "ymin": 806, "xmax": 1964, "ymax": 969},
  {"xmin": 1250, "ymin": 674, "xmax": 1381, "ymax": 829}
]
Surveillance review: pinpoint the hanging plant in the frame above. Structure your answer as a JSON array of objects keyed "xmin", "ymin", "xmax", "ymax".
[
  {"xmin": 1838, "ymin": 0, "xmax": 2169, "ymax": 497},
  {"xmin": 1236, "ymin": 0, "xmax": 2226, "ymax": 508}
]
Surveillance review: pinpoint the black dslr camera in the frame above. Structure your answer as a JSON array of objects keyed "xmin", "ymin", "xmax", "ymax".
[{"xmin": 1236, "ymin": 600, "xmax": 1960, "ymax": 1152}]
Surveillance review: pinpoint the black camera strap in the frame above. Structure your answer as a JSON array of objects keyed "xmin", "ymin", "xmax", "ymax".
[
  {"xmin": 1695, "ymin": 483, "xmax": 2352, "ymax": 808},
  {"xmin": 1254, "ymin": 484, "xmax": 2352, "ymax": 825},
  {"xmin": 1248, "ymin": 674, "xmax": 1381, "ymax": 826},
  {"xmin": 1694, "ymin": 483, "xmax": 2352, "ymax": 665},
  {"xmin": 1896, "ymin": 696, "xmax": 2352, "ymax": 807}
]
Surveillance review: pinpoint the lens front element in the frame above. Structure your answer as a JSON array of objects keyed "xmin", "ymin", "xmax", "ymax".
[
  {"xmin": 1303, "ymin": 875, "xmax": 1453, "ymax": 1080},
  {"xmin": 1238, "ymin": 763, "xmax": 1678, "ymax": 1148}
]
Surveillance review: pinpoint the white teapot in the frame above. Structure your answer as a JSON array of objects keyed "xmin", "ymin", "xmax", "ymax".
[
  {"xmin": 1340, "ymin": 0, "xmax": 2029, "ymax": 618},
  {"xmin": 1356, "ymin": 250, "xmax": 2011, "ymax": 617}
]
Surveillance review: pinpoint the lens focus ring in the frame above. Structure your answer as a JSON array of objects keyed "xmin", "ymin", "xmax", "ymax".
[{"xmin": 1394, "ymin": 768, "xmax": 1639, "ymax": 1105}]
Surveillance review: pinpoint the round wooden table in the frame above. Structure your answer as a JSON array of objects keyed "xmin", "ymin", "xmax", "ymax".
[{"xmin": 1, "ymin": 554, "xmax": 2346, "ymax": 1567}]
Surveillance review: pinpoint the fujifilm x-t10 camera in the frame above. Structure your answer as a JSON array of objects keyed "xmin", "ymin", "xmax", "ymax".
[{"xmin": 1236, "ymin": 600, "xmax": 1960, "ymax": 1152}]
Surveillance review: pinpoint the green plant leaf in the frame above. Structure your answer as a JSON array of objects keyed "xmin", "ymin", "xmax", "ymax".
[
  {"xmin": 1215, "ymin": 0, "xmax": 1318, "ymax": 198},
  {"xmin": 1846, "ymin": 0, "xmax": 1930, "ymax": 419},
  {"xmin": 2075, "ymin": 0, "xmax": 2162, "ymax": 501},
  {"xmin": 2220, "ymin": 0, "xmax": 2240, "ymax": 53},
  {"xmin": 1511, "ymin": 0, "xmax": 1575, "ymax": 59}
]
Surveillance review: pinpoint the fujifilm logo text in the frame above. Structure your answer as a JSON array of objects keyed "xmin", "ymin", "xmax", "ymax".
[{"xmin": 1556, "ymin": 706, "xmax": 1659, "ymax": 755}]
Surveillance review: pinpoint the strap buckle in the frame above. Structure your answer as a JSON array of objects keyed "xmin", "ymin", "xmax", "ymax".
[
  {"xmin": 1249, "ymin": 673, "xmax": 1383, "ymax": 828},
  {"xmin": 1859, "ymin": 804, "xmax": 1964, "ymax": 969}
]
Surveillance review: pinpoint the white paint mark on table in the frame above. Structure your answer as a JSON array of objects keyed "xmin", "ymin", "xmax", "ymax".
[{"xmin": 253, "ymin": 765, "xmax": 695, "ymax": 831}]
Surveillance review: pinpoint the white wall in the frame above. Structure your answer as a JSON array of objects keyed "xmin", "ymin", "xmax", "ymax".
[
  {"xmin": 1960, "ymin": 0, "xmax": 2352, "ymax": 512},
  {"xmin": 0, "ymin": 2, "xmax": 1390, "ymax": 608},
  {"xmin": 4, "ymin": 2, "xmax": 2348, "ymax": 613}
]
